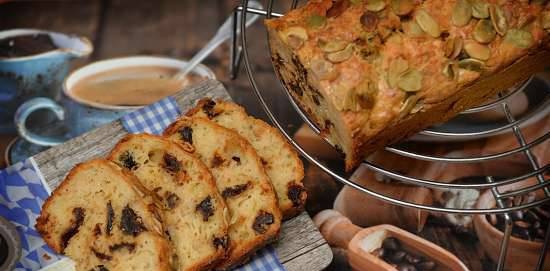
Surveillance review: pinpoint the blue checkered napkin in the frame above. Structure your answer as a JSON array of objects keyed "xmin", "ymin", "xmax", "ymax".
[
  {"xmin": 121, "ymin": 97, "xmax": 181, "ymax": 135},
  {"xmin": 121, "ymin": 96, "xmax": 286, "ymax": 271},
  {"xmin": 0, "ymin": 159, "xmax": 63, "ymax": 271}
]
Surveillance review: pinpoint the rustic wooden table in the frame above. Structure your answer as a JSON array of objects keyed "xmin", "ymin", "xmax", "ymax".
[{"xmin": 0, "ymin": 1, "xmax": 520, "ymax": 270}]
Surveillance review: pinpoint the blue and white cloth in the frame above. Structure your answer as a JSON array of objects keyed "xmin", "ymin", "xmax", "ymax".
[{"xmin": 0, "ymin": 96, "xmax": 285, "ymax": 271}]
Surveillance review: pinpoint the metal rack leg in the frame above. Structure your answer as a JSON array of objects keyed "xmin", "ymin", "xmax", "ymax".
[
  {"xmin": 229, "ymin": 9, "xmax": 243, "ymax": 80},
  {"xmin": 489, "ymin": 176, "xmax": 514, "ymax": 271}
]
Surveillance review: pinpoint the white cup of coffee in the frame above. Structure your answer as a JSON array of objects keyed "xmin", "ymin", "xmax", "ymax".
[{"xmin": 15, "ymin": 56, "xmax": 215, "ymax": 146}]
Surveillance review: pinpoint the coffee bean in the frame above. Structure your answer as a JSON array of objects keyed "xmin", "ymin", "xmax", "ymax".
[
  {"xmin": 525, "ymin": 210, "xmax": 540, "ymax": 223},
  {"xmin": 514, "ymin": 220, "xmax": 530, "ymax": 229},
  {"xmin": 511, "ymin": 211, "xmax": 524, "ymax": 221},
  {"xmin": 417, "ymin": 260, "xmax": 436, "ymax": 271},
  {"xmin": 536, "ymin": 228, "xmax": 545, "ymax": 239},
  {"xmin": 372, "ymin": 247, "xmax": 385, "ymax": 258},
  {"xmin": 397, "ymin": 263, "xmax": 417, "ymax": 271},
  {"xmin": 382, "ymin": 237, "xmax": 400, "ymax": 251},
  {"xmin": 390, "ymin": 251, "xmax": 407, "ymax": 263},
  {"xmin": 532, "ymin": 221, "xmax": 541, "ymax": 229},
  {"xmin": 405, "ymin": 254, "xmax": 421, "ymax": 264},
  {"xmin": 534, "ymin": 207, "xmax": 550, "ymax": 220}
]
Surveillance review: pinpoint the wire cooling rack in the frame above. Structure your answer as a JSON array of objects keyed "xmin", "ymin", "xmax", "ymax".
[{"xmin": 229, "ymin": 1, "xmax": 549, "ymax": 270}]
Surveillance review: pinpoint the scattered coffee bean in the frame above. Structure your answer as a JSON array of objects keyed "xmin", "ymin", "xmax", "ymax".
[
  {"xmin": 382, "ymin": 237, "xmax": 400, "ymax": 250},
  {"xmin": 485, "ymin": 195, "xmax": 548, "ymax": 243},
  {"xmin": 398, "ymin": 263, "xmax": 417, "ymax": 271},
  {"xmin": 371, "ymin": 237, "xmax": 438, "ymax": 271}
]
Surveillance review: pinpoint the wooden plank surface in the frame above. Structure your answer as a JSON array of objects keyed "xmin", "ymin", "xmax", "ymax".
[{"xmin": 32, "ymin": 79, "xmax": 332, "ymax": 271}]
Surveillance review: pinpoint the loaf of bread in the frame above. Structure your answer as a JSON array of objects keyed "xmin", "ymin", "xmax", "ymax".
[
  {"xmin": 107, "ymin": 134, "xmax": 230, "ymax": 271},
  {"xmin": 36, "ymin": 159, "xmax": 172, "ymax": 271},
  {"xmin": 187, "ymin": 99, "xmax": 306, "ymax": 219},
  {"xmin": 163, "ymin": 117, "xmax": 282, "ymax": 270},
  {"xmin": 266, "ymin": 0, "xmax": 550, "ymax": 171}
]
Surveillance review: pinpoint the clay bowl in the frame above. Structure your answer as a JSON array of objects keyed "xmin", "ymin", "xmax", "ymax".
[
  {"xmin": 473, "ymin": 185, "xmax": 550, "ymax": 271},
  {"xmin": 348, "ymin": 224, "xmax": 469, "ymax": 271}
]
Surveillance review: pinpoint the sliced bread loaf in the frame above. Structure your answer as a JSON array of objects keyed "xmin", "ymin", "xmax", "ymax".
[
  {"xmin": 187, "ymin": 99, "xmax": 306, "ymax": 219},
  {"xmin": 164, "ymin": 117, "xmax": 282, "ymax": 270},
  {"xmin": 107, "ymin": 134, "xmax": 230, "ymax": 271},
  {"xmin": 36, "ymin": 159, "xmax": 172, "ymax": 271}
]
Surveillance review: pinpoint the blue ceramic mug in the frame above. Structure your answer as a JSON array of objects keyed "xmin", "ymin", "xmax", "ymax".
[
  {"xmin": 15, "ymin": 56, "xmax": 216, "ymax": 146},
  {"xmin": 0, "ymin": 29, "xmax": 93, "ymax": 133}
]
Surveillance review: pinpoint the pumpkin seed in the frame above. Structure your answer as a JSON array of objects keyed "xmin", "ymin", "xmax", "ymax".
[
  {"xmin": 442, "ymin": 61, "xmax": 459, "ymax": 80},
  {"xmin": 541, "ymin": 11, "xmax": 550, "ymax": 30},
  {"xmin": 310, "ymin": 58, "xmax": 339, "ymax": 80},
  {"xmin": 444, "ymin": 36, "xmax": 464, "ymax": 59},
  {"xmin": 366, "ymin": 0, "xmax": 387, "ymax": 12},
  {"xmin": 415, "ymin": 9, "xmax": 441, "ymax": 38},
  {"xmin": 391, "ymin": 0, "xmax": 415, "ymax": 16},
  {"xmin": 350, "ymin": 0, "xmax": 362, "ymax": 4},
  {"xmin": 319, "ymin": 39, "xmax": 348, "ymax": 53},
  {"xmin": 471, "ymin": 0, "xmax": 490, "ymax": 19},
  {"xmin": 473, "ymin": 19, "xmax": 496, "ymax": 43},
  {"xmin": 280, "ymin": 26, "xmax": 308, "ymax": 49},
  {"xmin": 458, "ymin": 58, "xmax": 484, "ymax": 72},
  {"xmin": 360, "ymin": 11, "xmax": 379, "ymax": 32},
  {"xmin": 399, "ymin": 95, "xmax": 419, "ymax": 117},
  {"xmin": 504, "ymin": 28, "xmax": 534, "ymax": 49},
  {"xmin": 307, "ymin": 14, "xmax": 327, "ymax": 29},
  {"xmin": 398, "ymin": 69, "xmax": 423, "ymax": 92},
  {"xmin": 489, "ymin": 5, "xmax": 508, "ymax": 36},
  {"xmin": 388, "ymin": 57, "xmax": 409, "ymax": 88},
  {"xmin": 464, "ymin": 41, "xmax": 491, "ymax": 60},
  {"xmin": 411, "ymin": 100, "xmax": 424, "ymax": 114},
  {"xmin": 452, "ymin": 0, "xmax": 472, "ymax": 27},
  {"xmin": 403, "ymin": 20, "xmax": 425, "ymax": 37},
  {"xmin": 326, "ymin": 44, "xmax": 354, "ymax": 63}
]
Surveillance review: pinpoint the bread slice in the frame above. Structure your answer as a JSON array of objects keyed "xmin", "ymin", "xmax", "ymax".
[
  {"xmin": 36, "ymin": 159, "xmax": 172, "ymax": 271},
  {"xmin": 163, "ymin": 117, "xmax": 282, "ymax": 270},
  {"xmin": 107, "ymin": 134, "xmax": 230, "ymax": 271},
  {"xmin": 187, "ymin": 99, "xmax": 306, "ymax": 219}
]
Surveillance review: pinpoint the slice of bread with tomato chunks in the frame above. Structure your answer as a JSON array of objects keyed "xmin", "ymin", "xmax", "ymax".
[
  {"xmin": 187, "ymin": 99, "xmax": 306, "ymax": 219},
  {"xmin": 107, "ymin": 133, "xmax": 230, "ymax": 271},
  {"xmin": 164, "ymin": 117, "xmax": 282, "ymax": 270},
  {"xmin": 36, "ymin": 159, "xmax": 172, "ymax": 271}
]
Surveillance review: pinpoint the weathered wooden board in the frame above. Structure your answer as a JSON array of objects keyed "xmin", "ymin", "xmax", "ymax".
[{"xmin": 32, "ymin": 79, "xmax": 332, "ymax": 271}]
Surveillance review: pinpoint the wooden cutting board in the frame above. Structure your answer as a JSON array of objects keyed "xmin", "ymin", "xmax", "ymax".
[{"xmin": 32, "ymin": 79, "xmax": 332, "ymax": 271}]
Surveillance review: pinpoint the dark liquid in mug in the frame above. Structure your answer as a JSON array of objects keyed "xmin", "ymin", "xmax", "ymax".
[
  {"xmin": 71, "ymin": 66, "xmax": 206, "ymax": 106},
  {"xmin": 0, "ymin": 34, "xmax": 58, "ymax": 58}
]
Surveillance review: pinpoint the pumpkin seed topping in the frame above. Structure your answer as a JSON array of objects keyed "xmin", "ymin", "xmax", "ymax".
[
  {"xmin": 360, "ymin": 11, "xmax": 379, "ymax": 32},
  {"xmin": 350, "ymin": 0, "xmax": 363, "ymax": 4},
  {"xmin": 366, "ymin": 0, "xmax": 387, "ymax": 12},
  {"xmin": 543, "ymin": 11, "xmax": 550, "ymax": 30},
  {"xmin": 398, "ymin": 69, "xmax": 423, "ymax": 92},
  {"xmin": 399, "ymin": 95, "xmax": 419, "ymax": 117},
  {"xmin": 444, "ymin": 36, "xmax": 464, "ymax": 59},
  {"xmin": 310, "ymin": 58, "xmax": 339, "ymax": 80},
  {"xmin": 319, "ymin": 39, "xmax": 348, "ymax": 53},
  {"xmin": 471, "ymin": 0, "xmax": 490, "ymax": 19},
  {"xmin": 326, "ymin": 44, "xmax": 354, "ymax": 63},
  {"xmin": 504, "ymin": 29, "xmax": 534, "ymax": 49},
  {"xmin": 452, "ymin": 0, "xmax": 472, "ymax": 27},
  {"xmin": 442, "ymin": 61, "xmax": 459, "ymax": 80},
  {"xmin": 458, "ymin": 58, "xmax": 485, "ymax": 72},
  {"xmin": 489, "ymin": 5, "xmax": 508, "ymax": 36},
  {"xmin": 473, "ymin": 19, "xmax": 496, "ymax": 44},
  {"xmin": 307, "ymin": 14, "xmax": 327, "ymax": 29},
  {"xmin": 388, "ymin": 57, "xmax": 409, "ymax": 88},
  {"xmin": 464, "ymin": 41, "xmax": 490, "ymax": 61},
  {"xmin": 281, "ymin": 26, "xmax": 308, "ymax": 49},
  {"xmin": 391, "ymin": 0, "xmax": 415, "ymax": 16},
  {"xmin": 403, "ymin": 20, "xmax": 425, "ymax": 37},
  {"xmin": 415, "ymin": 9, "xmax": 441, "ymax": 38}
]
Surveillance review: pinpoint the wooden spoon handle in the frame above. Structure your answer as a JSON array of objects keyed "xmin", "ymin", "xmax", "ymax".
[{"xmin": 314, "ymin": 210, "xmax": 362, "ymax": 249}]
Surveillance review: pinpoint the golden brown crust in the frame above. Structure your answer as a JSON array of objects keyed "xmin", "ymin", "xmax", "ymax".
[
  {"xmin": 163, "ymin": 117, "xmax": 282, "ymax": 270},
  {"xmin": 187, "ymin": 98, "xmax": 306, "ymax": 219},
  {"xmin": 266, "ymin": 0, "xmax": 550, "ymax": 171}
]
